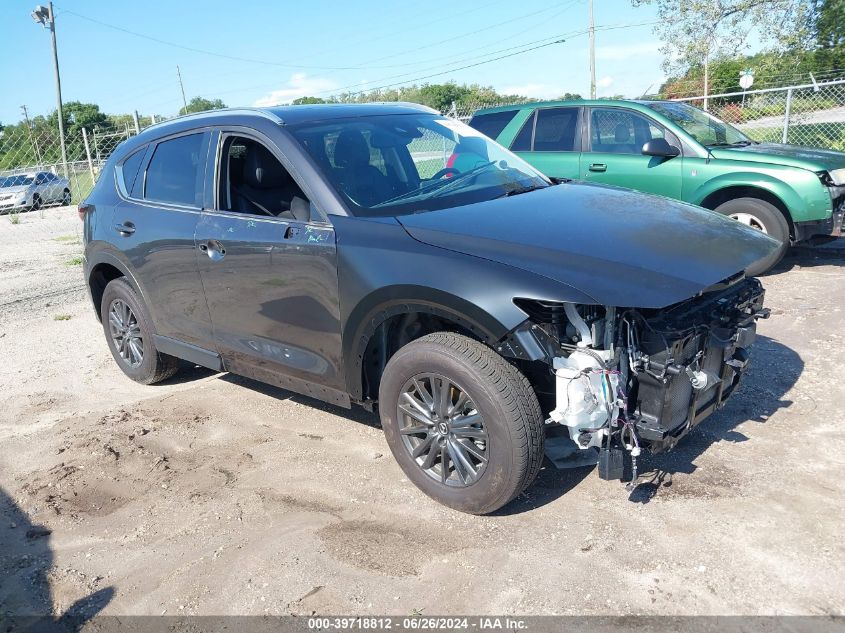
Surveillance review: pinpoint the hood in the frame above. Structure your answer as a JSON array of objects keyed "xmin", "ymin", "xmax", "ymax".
[
  {"xmin": 396, "ymin": 182, "xmax": 779, "ymax": 309},
  {"xmin": 710, "ymin": 143, "xmax": 845, "ymax": 173}
]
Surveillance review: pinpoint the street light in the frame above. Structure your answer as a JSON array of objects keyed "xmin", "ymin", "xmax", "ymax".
[{"xmin": 32, "ymin": 2, "xmax": 68, "ymax": 179}]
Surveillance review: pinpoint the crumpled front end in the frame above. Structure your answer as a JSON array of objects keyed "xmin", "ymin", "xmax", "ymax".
[{"xmin": 507, "ymin": 276, "xmax": 768, "ymax": 482}]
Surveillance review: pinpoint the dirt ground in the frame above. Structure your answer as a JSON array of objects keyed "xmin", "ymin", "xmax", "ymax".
[{"xmin": 1, "ymin": 207, "xmax": 844, "ymax": 618}]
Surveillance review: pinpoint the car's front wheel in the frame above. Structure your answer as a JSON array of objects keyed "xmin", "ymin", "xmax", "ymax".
[
  {"xmin": 378, "ymin": 332, "xmax": 544, "ymax": 514},
  {"xmin": 62, "ymin": 188, "xmax": 72, "ymax": 206},
  {"xmin": 100, "ymin": 278, "xmax": 180, "ymax": 384},
  {"xmin": 715, "ymin": 197, "xmax": 789, "ymax": 275}
]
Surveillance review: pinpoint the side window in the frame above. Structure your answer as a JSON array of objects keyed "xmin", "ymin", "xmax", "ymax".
[
  {"xmin": 468, "ymin": 110, "xmax": 519, "ymax": 139},
  {"xmin": 590, "ymin": 109, "xmax": 665, "ymax": 155},
  {"xmin": 510, "ymin": 111, "xmax": 535, "ymax": 151},
  {"xmin": 218, "ymin": 135, "xmax": 311, "ymax": 220},
  {"xmin": 144, "ymin": 133, "xmax": 205, "ymax": 207},
  {"xmin": 35, "ymin": 173, "xmax": 47, "ymax": 185},
  {"xmin": 533, "ymin": 107, "xmax": 579, "ymax": 152},
  {"xmin": 120, "ymin": 148, "xmax": 146, "ymax": 195}
]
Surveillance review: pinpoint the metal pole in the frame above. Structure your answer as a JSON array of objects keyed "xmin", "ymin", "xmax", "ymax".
[
  {"xmin": 81, "ymin": 127, "xmax": 95, "ymax": 183},
  {"xmin": 588, "ymin": 0, "xmax": 596, "ymax": 99},
  {"xmin": 176, "ymin": 65, "xmax": 188, "ymax": 113},
  {"xmin": 46, "ymin": 3, "xmax": 68, "ymax": 179},
  {"xmin": 782, "ymin": 87, "xmax": 793, "ymax": 144},
  {"xmin": 703, "ymin": 54, "xmax": 709, "ymax": 111},
  {"xmin": 20, "ymin": 104, "xmax": 43, "ymax": 166},
  {"xmin": 132, "ymin": 110, "xmax": 141, "ymax": 134}
]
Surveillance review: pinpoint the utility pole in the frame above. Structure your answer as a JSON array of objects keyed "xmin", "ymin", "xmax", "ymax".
[
  {"xmin": 588, "ymin": 0, "xmax": 596, "ymax": 99},
  {"xmin": 31, "ymin": 2, "xmax": 68, "ymax": 178},
  {"xmin": 176, "ymin": 66, "xmax": 188, "ymax": 114},
  {"xmin": 20, "ymin": 105, "xmax": 43, "ymax": 166}
]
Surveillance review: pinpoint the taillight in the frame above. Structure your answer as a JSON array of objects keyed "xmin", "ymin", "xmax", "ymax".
[{"xmin": 78, "ymin": 202, "xmax": 94, "ymax": 221}]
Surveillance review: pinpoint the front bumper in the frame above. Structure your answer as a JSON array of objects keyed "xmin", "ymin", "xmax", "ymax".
[
  {"xmin": 794, "ymin": 187, "xmax": 845, "ymax": 242},
  {"xmin": 0, "ymin": 199, "xmax": 26, "ymax": 212}
]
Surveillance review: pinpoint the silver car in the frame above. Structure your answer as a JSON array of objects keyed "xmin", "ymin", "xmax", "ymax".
[{"xmin": 0, "ymin": 171, "xmax": 71, "ymax": 212}]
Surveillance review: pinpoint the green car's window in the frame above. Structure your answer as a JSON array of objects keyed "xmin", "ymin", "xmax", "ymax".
[
  {"xmin": 468, "ymin": 110, "xmax": 519, "ymax": 139},
  {"xmin": 510, "ymin": 112, "xmax": 535, "ymax": 152},
  {"xmin": 589, "ymin": 108, "xmax": 666, "ymax": 155},
  {"xmin": 533, "ymin": 107, "xmax": 579, "ymax": 152},
  {"xmin": 646, "ymin": 101, "xmax": 750, "ymax": 147}
]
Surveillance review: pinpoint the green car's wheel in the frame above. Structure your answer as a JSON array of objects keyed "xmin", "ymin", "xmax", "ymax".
[{"xmin": 716, "ymin": 197, "xmax": 789, "ymax": 276}]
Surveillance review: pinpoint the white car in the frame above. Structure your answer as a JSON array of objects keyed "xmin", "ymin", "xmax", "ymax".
[{"xmin": 0, "ymin": 171, "xmax": 71, "ymax": 212}]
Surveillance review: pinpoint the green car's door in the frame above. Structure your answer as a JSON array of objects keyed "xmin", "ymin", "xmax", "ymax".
[
  {"xmin": 511, "ymin": 106, "xmax": 582, "ymax": 180},
  {"xmin": 581, "ymin": 106, "xmax": 683, "ymax": 198}
]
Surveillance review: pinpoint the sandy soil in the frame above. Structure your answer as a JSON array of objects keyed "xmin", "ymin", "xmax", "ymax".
[{"xmin": 1, "ymin": 208, "xmax": 844, "ymax": 618}]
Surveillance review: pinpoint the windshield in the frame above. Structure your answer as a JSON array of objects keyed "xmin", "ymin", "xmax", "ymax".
[
  {"xmin": 288, "ymin": 114, "xmax": 549, "ymax": 216},
  {"xmin": 646, "ymin": 101, "xmax": 751, "ymax": 147},
  {"xmin": 0, "ymin": 175, "xmax": 34, "ymax": 188}
]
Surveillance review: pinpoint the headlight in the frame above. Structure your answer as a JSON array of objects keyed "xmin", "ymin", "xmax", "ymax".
[{"xmin": 828, "ymin": 168, "xmax": 845, "ymax": 186}]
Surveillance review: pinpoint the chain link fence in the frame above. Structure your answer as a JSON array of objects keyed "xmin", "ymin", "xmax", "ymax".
[{"xmin": 672, "ymin": 79, "xmax": 845, "ymax": 149}]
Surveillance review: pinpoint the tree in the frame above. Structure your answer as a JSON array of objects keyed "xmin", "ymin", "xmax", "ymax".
[
  {"xmin": 292, "ymin": 96, "xmax": 327, "ymax": 105},
  {"xmin": 48, "ymin": 101, "xmax": 109, "ymax": 137},
  {"xmin": 557, "ymin": 92, "xmax": 583, "ymax": 100},
  {"xmin": 632, "ymin": 0, "xmax": 813, "ymax": 104},
  {"xmin": 179, "ymin": 97, "xmax": 226, "ymax": 115},
  {"xmin": 811, "ymin": 0, "xmax": 845, "ymax": 71}
]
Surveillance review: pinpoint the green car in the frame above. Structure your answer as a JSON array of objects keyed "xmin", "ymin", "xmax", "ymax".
[{"xmin": 469, "ymin": 100, "xmax": 845, "ymax": 274}]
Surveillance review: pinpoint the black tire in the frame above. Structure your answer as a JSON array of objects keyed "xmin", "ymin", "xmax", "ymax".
[
  {"xmin": 62, "ymin": 189, "xmax": 72, "ymax": 206},
  {"xmin": 715, "ymin": 197, "xmax": 789, "ymax": 275},
  {"xmin": 378, "ymin": 332, "xmax": 544, "ymax": 515},
  {"xmin": 100, "ymin": 278, "xmax": 179, "ymax": 384},
  {"xmin": 29, "ymin": 194, "xmax": 41, "ymax": 212}
]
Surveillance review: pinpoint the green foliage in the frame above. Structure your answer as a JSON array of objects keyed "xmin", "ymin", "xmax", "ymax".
[
  {"xmin": 47, "ymin": 102, "xmax": 108, "ymax": 139},
  {"xmin": 557, "ymin": 92, "xmax": 584, "ymax": 100},
  {"xmin": 179, "ymin": 97, "xmax": 227, "ymax": 115},
  {"xmin": 53, "ymin": 314, "xmax": 71, "ymax": 321},
  {"xmin": 292, "ymin": 96, "xmax": 328, "ymax": 105}
]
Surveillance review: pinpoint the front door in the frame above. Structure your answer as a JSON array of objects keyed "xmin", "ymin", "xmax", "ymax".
[
  {"xmin": 194, "ymin": 131, "xmax": 345, "ymax": 402},
  {"xmin": 581, "ymin": 107, "xmax": 683, "ymax": 199}
]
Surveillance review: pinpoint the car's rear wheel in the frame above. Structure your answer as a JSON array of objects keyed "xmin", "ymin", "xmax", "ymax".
[
  {"xmin": 715, "ymin": 197, "xmax": 789, "ymax": 275},
  {"xmin": 378, "ymin": 332, "xmax": 544, "ymax": 515},
  {"xmin": 100, "ymin": 278, "xmax": 180, "ymax": 384}
]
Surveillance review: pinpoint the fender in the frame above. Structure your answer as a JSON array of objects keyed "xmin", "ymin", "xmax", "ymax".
[
  {"xmin": 84, "ymin": 245, "xmax": 154, "ymax": 324},
  {"xmin": 342, "ymin": 285, "xmax": 515, "ymax": 401},
  {"xmin": 689, "ymin": 170, "xmax": 831, "ymax": 223}
]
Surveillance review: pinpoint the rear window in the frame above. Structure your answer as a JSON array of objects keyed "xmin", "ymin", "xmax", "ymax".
[
  {"xmin": 144, "ymin": 134, "xmax": 205, "ymax": 206},
  {"xmin": 468, "ymin": 110, "xmax": 519, "ymax": 139}
]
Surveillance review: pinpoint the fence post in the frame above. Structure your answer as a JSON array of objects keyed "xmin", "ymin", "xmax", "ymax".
[
  {"xmin": 132, "ymin": 111, "xmax": 141, "ymax": 135},
  {"xmin": 81, "ymin": 127, "xmax": 95, "ymax": 183},
  {"xmin": 782, "ymin": 87, "xmax": 793, "ymax": 144}
]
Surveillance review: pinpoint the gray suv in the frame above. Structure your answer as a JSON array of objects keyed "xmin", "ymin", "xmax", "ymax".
[{"xmin": 81, "ymin": 104, "xmax": 774, "ymax": 514}]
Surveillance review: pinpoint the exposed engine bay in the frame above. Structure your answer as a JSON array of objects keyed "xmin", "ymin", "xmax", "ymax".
[{"xmin": 508, "ymin": 277, "xmax": 769, "ymax": 483}]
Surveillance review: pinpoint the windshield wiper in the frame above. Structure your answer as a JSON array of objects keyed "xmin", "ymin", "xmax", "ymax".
[
  {"xmin": 708, "ymin": 140, "xmax": 753, "ymax": 147},
  {"xmin": 495, "ymin": 184, "xmax": 548, "ymax": 198}
]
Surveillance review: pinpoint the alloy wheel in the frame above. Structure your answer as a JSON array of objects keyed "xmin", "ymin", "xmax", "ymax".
[
  {"xmin": 108, "ymin": 299, "xmax": 143, "ymax": 367},
  {"xmin": 729, "ymin": 212, "xmax": 768, "ymax": 234},
  {"xmin": 397, "ymin": 373, "xmax": 488, "ymax": 487}
]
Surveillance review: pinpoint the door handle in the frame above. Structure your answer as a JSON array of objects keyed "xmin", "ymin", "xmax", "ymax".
[
  {"xmin": 588, "ymin": 163, "xmax": 607, "ymax": 172},
  {"xmin": 114, "ymin": 222, "xmax": 135, "ymax": 235},
  {"xmin": 199, "ymin": 239, "xmax": 226, "ymax": 261}
]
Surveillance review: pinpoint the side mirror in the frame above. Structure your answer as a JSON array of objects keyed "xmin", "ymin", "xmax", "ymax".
[{"xmin": 642, "ymin": 138, "xmax": 680, "ymax": 158}]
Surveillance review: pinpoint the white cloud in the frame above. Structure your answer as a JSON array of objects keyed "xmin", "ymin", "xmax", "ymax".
[
  {"xmin": 597, "ymin": 76, "xmax": 614, "ymax": 89},
  {"xmin": 253, "ymin": 73, "xmax": 338, "ymax": 106}
]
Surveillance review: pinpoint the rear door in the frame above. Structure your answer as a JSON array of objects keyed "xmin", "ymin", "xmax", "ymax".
[
  {"xmin": 194, "ymin": 129, "xmax": 345, "ymax": 402},
  {"xmin": 510, "ymin": 106, "xmax": 583, "ymax": 180},
  {"xmin": 580, "ymin": 106, "xmax": 683, "ymax": 198},
  {"xmin": 110, "ymin": 130, "xmax": 216, "ymax": 348}
]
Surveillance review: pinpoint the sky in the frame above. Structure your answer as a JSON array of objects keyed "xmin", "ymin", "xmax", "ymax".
[{"xmin": 0, "ymin": 0, "xmax": 674, "ymax": 124}]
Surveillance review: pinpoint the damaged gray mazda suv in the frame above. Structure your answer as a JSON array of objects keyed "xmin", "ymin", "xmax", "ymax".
[{"xmin": 81, "ymin": 103, "xmax": 777, "ymax": 514}]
